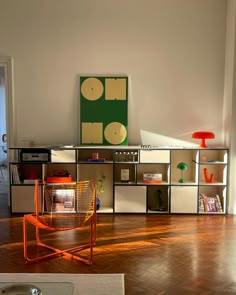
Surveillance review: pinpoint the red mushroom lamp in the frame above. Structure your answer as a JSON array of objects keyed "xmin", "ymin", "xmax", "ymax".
[{"xmin": 192, "ymin": 131, "xmax": 215, "ymax": 148}]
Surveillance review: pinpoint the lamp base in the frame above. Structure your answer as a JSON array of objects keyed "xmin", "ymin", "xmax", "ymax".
[{"xmin": 179, "ymin": 178, "xmax": 185, "ymax": 183}]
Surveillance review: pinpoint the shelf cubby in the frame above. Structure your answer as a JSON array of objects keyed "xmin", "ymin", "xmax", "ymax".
[
  {"xmin": 43, "ymin": 163, "xmax": 77, "ymax": 181},
  {"xmin": 114, "ymin": 185, "xmax": 146, "ymax": 213},
  {"xmin": 78, "ymin": 149, "xmax": 113, "ymax": 163},
  {"xmin": 78, "ymin": 163, "xmax": 113, "ymax": 212},
  {"xmin": 199, "ymin": 149, "xmax": 228, "ymax": 163},
  {"xmin": 171, "ymin": 149, "xmax": 198, "ymax": 185},
  {"xmin": 136, "ymin": 163, "xmax": 169, "ymax": 185},
  {"xmin": 114, "ymin": 163, "xmax": 136, "ymax": 184},
  {"xmin": 198, "ymin": 185, "xmax": 226, "ymax": 213},
  {"xmin": 147, "ymin": 185, "xmax": 169, "ymax": 213},
  {"xmin": 10, "ymin": 163, "xmax": 42, "ymax": 184},
  {"xmin": 170, "ymin": 186, "xmax": 198, "ymax": 214},
  {"xmin": 199, "ymin": 164, "xmax": 227, "ymax": 185}
]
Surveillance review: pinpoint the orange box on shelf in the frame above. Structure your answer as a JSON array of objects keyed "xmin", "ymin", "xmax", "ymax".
[
  {"xmin": 143, "ymin": 179, "xmax": 162, "ymax": 184},
  {"xmin": 45, "ymin": 176, "xmax": 73, "ymax": 183}
]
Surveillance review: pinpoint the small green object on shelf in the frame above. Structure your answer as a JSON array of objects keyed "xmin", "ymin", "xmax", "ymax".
[{"xmin": 177, "ymin": 162, "xmax": 188, "ymax": 183}]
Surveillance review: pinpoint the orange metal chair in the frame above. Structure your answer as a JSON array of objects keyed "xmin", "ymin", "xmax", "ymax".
[{"xmin": 23, "ymin": 179, "xmax": 97, "ymax": 265}]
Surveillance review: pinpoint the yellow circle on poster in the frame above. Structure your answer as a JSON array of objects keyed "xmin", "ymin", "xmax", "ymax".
[
  {"xmin": 104, "ymin": 122, "xmax": 127, "ymax": 145},
  {"xmin": 81, "ymin": 77, "xmax": 104, "ymax": 101}
]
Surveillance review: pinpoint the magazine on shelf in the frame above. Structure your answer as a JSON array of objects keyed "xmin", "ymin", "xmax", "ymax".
[
  {"xmin": 199, "ymin": 193, "xmax": 223, "ymax": 213},
  {"xmin": 207, "ymin": 197, "xmax": 217, "ymax": 212},
  {"xmin": 215, "ymin": 194, "xmax": 223, "ymax": 212},
  {"xmin": 198, "ymin": 197, "xmax": 204, "ymax": 213}
]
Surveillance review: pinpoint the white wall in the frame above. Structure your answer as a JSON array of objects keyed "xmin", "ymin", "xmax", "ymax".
[
  {"xmin": 0, "ymin": 0, "xmax": 227, "ymax": 147},
  {"xmin": 224, "ymin": 0, "xmax": 236, "ymax": 214}
]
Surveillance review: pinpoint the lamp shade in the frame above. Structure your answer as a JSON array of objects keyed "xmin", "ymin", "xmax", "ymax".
[
  {"xmin": 192, "ymin": 131, "xmax": 215, "ymax": 148},
  {"xmin": 177, "ymin": 162, "xmax": 188, "ymax": 170}
]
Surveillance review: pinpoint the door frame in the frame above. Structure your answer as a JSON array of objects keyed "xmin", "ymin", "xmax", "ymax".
[
  {"xmin": 0, "ymin": 57, "xmax": 14, "ymax": 205},
  {"xmin": 0, "ymin": 57, "xmax": 14, "ymax": 148}
]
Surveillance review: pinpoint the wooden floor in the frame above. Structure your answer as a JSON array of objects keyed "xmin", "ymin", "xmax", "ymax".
[{"xmin": 0, "ymin": 190, "xmax": 236, "ymax": 294}]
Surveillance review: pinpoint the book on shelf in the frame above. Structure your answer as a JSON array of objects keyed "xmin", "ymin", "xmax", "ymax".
[
  {"xmin": 215, "ymin": 194, "xmax": 223, "ymax": 212},
  {"xmin": 198, "ymin": 197, "xmax": 204, "ymax": 213},
  {"xmin": 23, "ymin": 179, "xmax": 36, "ymax": 184},
  {"xmin": 11, "ymin": 165, "xmax": 21, "ymax": 184},
  {"xmin": 199, "ymin": 193, "xmax": 223, "ymax": 213},
  {"xmin": 201, "ymin": 193, "xmax": 210, "ymax": 212},
  {"xmin": 207, "ymin": 197, "xmax": 217, "ymax": 212}
]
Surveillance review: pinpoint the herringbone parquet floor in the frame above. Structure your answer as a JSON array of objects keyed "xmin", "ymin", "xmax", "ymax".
[{"xmin": 0, "ymin": 180, "xmax": 236, "ymax": 294}]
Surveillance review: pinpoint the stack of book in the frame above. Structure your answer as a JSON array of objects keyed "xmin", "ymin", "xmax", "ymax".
[
  {"xmin": 143, "ymin": 173, "xmax": 162, "ymax": 184},
  {"xmin": 199, "ymin": 193, "xmax": 223, "ymax": 213}
]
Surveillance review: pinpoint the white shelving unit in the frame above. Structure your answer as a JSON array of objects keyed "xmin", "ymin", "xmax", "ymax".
[{"xmin": 9, "ymin": 146, "xmax": 228, "ymax": 214}]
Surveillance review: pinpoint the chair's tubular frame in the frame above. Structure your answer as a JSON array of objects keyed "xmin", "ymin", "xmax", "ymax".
[{"xmin": 23, "ymin": 179, "xmax": 97, "ymax": 265}]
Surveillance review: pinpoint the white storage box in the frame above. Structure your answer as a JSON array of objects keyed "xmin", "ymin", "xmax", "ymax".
[
  {"xmin": 140, "ymin": 150, "xmax": 170, "ymax": 163},
  {"xmin": 51, "ymin": 150, "xmax": 76, "ymax": 163}
]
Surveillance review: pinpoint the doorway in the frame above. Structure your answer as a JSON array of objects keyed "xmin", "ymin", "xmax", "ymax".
[
  {"xmin": 0, "ymin": 66, "xmax": 8, "ymax": 193},
  {"xmin": 0, "ymin": 58, "xmax": 14, "ymax": 203}
]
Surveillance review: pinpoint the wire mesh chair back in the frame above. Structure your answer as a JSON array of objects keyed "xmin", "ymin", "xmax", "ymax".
[
  {"xmin": 37, "ymin": 180, "xmax": 96, "ymax": 229},
  {"xmin": 23, "ymin": 179, "xmax": 97, "ymax": 265}
]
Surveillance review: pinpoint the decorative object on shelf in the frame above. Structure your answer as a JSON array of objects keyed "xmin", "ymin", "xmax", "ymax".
[
  {"xmin": 96, "ymin": 197, "xmax": 101, "ymax": 210},
  {"xmin": 87, "ymin": 152, "xmax": 105, "ymax": 162},
  {"xmin": 131, "ymin": 151, "xmax": 138, "ymax": 162},
  {"xmin": 114, "ymin": 150, "xmax": 138, "ymax": 162},
  {"xmin": 29, "ymin": 168, "xmax": 38, "ymax": 180},
  {"xmin": 123, "ymin": 151, "xmax": 131, "ymax": 162},
  {"xmin": 96, "ymin": 175, "xmax": 106, "ymax": 210},
  {"xmin": 46, "ymin": 169, "xmax": 72, "ymax": 183},
  {"xmin": 192, "ymin": 131, "xmax": 215, "ymax": 148},
  {"xmin": 156, "ymin": 189, "xmax": 165, "ymax": 211},
  {"xmin": 20, "ymin": 148, "xmax": 51, "ymax": 162},
  {"xmin": 177, "ymin": 162, "xmax": 188, "ymax": 183},
  {"xmin": 203, "ymin": 168, "xmax": 214, "ymax": 183},
  {"xmin": 121, "ymin": 169, "xmax": 129, "ymax": 182},
  {"xmin": 149, "ymin": 189, "xmax": 165, "ymax": 211},
  {"xmin": 92, "ymin": 152, "xmax": 99, "ymax": 160}
]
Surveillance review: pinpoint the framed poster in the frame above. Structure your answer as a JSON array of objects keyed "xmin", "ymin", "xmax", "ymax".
[{"xmin": 80, "ymin": 76, "xmax": 128, "ymax": 145}]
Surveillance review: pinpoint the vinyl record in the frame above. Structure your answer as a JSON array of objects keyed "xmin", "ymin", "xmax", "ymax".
[
  {"xmin": 81, "ymin": 77, "xmax": 104, "ymax": 101},
  {"xmin": 104, "ymin": 122, "xmax": 127, "ymax": 145}
]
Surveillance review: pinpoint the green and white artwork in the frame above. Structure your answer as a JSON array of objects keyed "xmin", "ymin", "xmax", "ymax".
[{"xmin": 80, "ymin": 76, "xmax": 128, "ymax": 145}]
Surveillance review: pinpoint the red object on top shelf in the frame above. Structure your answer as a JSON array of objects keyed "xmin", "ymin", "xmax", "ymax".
[
  {"xmin": 192, "ymin": 131, "xmax": 215, "ymax": 148},
  {"xmin": 46, "ymin": 176, "xmax": 73, "ymax": 183}
]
